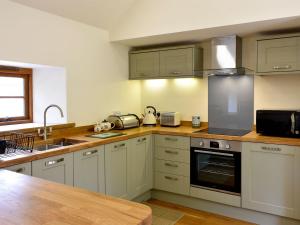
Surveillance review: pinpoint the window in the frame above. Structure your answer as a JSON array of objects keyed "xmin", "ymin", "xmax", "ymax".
[{"xmin": 0, "ymin": 66, "xmax": 32, "ymax": 125}]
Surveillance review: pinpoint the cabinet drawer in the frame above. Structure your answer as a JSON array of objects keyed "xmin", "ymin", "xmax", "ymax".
[
  {"xmin": 155, "ymin": 135, "xmax": 190, "ymax": 149},
  {"xmin": 5, "ymin": 162, "xmax": 31, "ymax": 176},
  {"xmin": 155, "ymin": 146, "xmax": 189, "ymax": 163},
  {"xmin": 154, "ymin": 172, "xmax": 189, "ymax": 195},
  {"xmin": 155, "ymin": 159, "xmax": 189, "ymax": 176}
]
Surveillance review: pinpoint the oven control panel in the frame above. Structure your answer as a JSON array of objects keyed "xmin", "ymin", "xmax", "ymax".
[{"xmin": 191, "ymin": 138, "xmax": 241, "ymax": 152}]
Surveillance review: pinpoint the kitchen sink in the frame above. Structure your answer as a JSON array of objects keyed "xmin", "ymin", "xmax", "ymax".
[{"xmin": 34, "ymin": 138, "xmax": 87, "ymax": 151}]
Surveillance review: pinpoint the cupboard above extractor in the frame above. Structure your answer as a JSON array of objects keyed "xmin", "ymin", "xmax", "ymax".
[{"xmin": 129, "ymin": 45, "xmax": 203, "ymax": 79}]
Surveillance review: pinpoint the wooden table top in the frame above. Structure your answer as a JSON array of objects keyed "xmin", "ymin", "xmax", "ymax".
[
  {"xmin": 1, "ymin": 124, "xmax": 300, "ymax": 168},
  {"xmin": 0, "ymin": 170, "xmax": 152, "ymax": 225}
]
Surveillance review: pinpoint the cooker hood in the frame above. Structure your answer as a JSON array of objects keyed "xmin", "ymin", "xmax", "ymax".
[{"xmin": 204, "ymin": 35, "xmax": 253, "ymax": 76}]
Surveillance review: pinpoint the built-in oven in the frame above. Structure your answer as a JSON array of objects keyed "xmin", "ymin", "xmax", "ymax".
[{"xmin": 190, "ymin": 138, "xmax": 241, "ymax": 195}]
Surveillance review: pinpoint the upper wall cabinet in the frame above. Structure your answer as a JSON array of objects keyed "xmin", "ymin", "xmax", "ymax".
[
  {"xmin": 130, "ymin": 51, "xmax": 160, "ymax": 79},
  {"xmin": 257, "ymin": 36, "xmax": 300, "ymax": 74},
  {"xmin": 129, "ymin": 45, "xmax": 203, "ymax": 79}
]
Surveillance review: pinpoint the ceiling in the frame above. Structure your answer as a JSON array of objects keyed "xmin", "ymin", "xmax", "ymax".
[{"xmin": 10, "ymin": 0, "xmax": 137, "ymax": 30}]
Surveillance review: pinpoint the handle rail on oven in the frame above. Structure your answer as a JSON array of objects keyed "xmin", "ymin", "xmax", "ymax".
[{"xmin": 194, "ymin": 149, "xmax": 234, "ymax": 157}]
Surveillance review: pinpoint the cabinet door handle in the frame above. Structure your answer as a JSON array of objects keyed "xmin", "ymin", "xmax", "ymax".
[
  {"xmin": 261, "ymin": 146, "xmax": 282, "ymax": 152},
  {"xmin": 165, "ymin": 150, "xmax": 178, "ymax": 155},
  {"xmin": 114, "ymin": 143, "xmax": 126, "ymax": 149},
  {"xmin": 171, "ymin": 71, "xmax": 181, "ymax": 75},
  {"xmin": 165, "ymin": 137, "xmax": 178, "ymax": 141},
  {"xmin": 164, "ymin": 176, "xmax": 178, "ymax": 181},
  {"xmin": 273, "ymin": 65, "xmax": 291, "ymax": 70},
  {"xmin": 14, "ymin": 167, "xmax": 25, "ymax": 173},
  {"xmin": 164, "ymin": 163, "xmax": 178, "ymax": 168},
  {"xmin": 45, "ymin": 158, "xmax": 64, "ymax": 166},
  {"xmin": 83, "ymin": 149, "xmax": 98, "ymax": 156},
  {"xmin": 139, "ymin": 73, "xmax": 147, "ymax": 76}
]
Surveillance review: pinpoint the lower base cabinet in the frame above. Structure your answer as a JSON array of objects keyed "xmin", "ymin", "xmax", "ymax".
[
  {"xmin": 32, "ymin": 153, "xmax": 73, "ymax": 186},
  {"xmin": 5, "ymin": 162, "xmax": 31, "ymax": 176},
  {"xmin": 128, "ymin": 135, "xmax": 153, "ymax": 199},
  {"xmin": 105, "ymin": 140, "xmax": 130, "ymax": 199},
  {"xmin": 105, "ymin": 135, "xmax": 153, "ymax": 200},
  {"xmin": 242, "ymin": 142, "xmax": 300, "ymax": 220},
  {"xmin": 74, "ymin": 146, "xmax": 105, "ymax": 194}
]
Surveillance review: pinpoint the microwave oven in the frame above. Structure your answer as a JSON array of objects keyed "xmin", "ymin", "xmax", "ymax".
[{"xmin": 256, "ymin": 110, "xmax": 300, "ymax": 137}]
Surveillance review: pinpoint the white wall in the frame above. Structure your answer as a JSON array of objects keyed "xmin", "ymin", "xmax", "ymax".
[
  {"xmin": 141, "ymin": 78, "xmax": 207, "ymax": 121},
  {"xmin": 110, "ymin": 0, "xmax": 300, "ymax": 42},
  {"xmin": 0, "ymin": 0, "xmax": 141, "ymax": 126},
  {"xmin": 33, "ymin": 67, "xmax": 67, "ymax": 124}
]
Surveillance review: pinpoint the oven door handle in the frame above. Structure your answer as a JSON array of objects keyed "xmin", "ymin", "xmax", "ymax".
[{"xmin": 194, "ymin": 149, "xmax": 234, "ymax": 157}]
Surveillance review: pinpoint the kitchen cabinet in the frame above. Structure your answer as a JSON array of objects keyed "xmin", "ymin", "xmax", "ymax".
[
  {"xmin": 242, "ymin": 142, "xmax": 300, "ymax": 219},
  {"xmin": 257, "ymin": 36, "xmax": 300, "ymax": 74},
  {"xmin": 105, "ymin": 140, "xmax": 130, "ymax": 199},
  {"xmin": 154, "ymin": 134, "xmax": 190, "ymax": 196},
  {"xmin": 129, "ymin": 45, "xmax": 203, "ymax": 79},
  {"xmin": 32, "ymin": 153, "xmax": 73, "ymax": 186},
  {"xmin": 5, "ymin": 162, "xmax": 31, "ymax": 176},
  {"xmin": 74, "ymin": 146, "xmax": 105, "ymax": 194},
  {"xmin": 160, "ymin": 47, "xmax": 201, "ymax": 77},
  {"xmin": 128, "ymin": 135, "xmax": 153, "ymax": 199},
  {"xmin": 130, "ymin": 51, "xmax": 159, "ymax": 79}
]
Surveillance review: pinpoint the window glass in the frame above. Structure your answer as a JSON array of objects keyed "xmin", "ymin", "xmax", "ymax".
[
  {"xmin": 0, "ymin": 98, "xmax": 25, "ymax": 118},
  {"xmin": 0, "ymin": 77, "xmax": 24, "ymax": 96}
]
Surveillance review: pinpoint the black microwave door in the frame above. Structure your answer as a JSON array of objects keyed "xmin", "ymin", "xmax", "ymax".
[
  {"xmin": 256, "ymin": 111, "xmax": 292, "ymax": 136},
  {"xmin": 294, "ymin": 112, "xmax": 300, "ymax": 136}
]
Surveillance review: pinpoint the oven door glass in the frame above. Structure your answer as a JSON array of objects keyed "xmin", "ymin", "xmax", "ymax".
[{"xmin": 191, "ymin": 148, "xmax": 241, "ymax": 193}]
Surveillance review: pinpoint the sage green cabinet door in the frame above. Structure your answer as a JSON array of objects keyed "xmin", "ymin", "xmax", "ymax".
[
  {"xmin": 105, "ymin": 141, "xmax": 130, "ymax": 199},
  {"xmin": 160, "ymin": 48, "xmax": 194, "ymax": 77},
  {"xmin": 5, "ymin": 162, "xmax": 31, "ymax": 176},
  {"xmin": 242, "ymin": 143, "xmax": 300, "ymax": 219},
  {"xmin": 257, "ymin": 37, "xmax": 300, "ymax": 73},
  {"xmin": 128, "ymin": 135, "xmax": 153, "ymax": 199},
  {"xmin": 74, "ymin": 146, "xmax": 105, "ymax": 194},
  {"xmin": 32, "ymin": 153, "xmax": 73, "ymax": 186},
  {"xmin": 130, "ymin": 52, "xmax": 159, "ymax": 79}
]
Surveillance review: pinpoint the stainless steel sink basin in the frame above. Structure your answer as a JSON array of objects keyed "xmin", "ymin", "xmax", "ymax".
[{"xmin": 34, "ymin": 138, "xmax": 87, "ymax": 151}]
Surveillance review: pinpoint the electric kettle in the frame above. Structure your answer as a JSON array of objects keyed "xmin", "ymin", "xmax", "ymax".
[{"xmin": 143, "ymin": 106, "xmax": 157, "ymax": 126}]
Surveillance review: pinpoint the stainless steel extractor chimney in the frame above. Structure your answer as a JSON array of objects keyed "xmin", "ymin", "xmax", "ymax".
[{"xmin": 205, "ymin": 35, "xmax": 253, "ymax": 76}]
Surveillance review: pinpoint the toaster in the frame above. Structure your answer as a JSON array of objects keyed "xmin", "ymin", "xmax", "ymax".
[
  {"xmin": 160, "ymin": 112, "xmax": 181, "ymax": 127},
  {"xmin": 107, "ymin": 114, "xmax": 140, "ymax": 130}
]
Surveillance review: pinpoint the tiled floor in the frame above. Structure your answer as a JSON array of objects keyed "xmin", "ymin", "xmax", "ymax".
[{"xmin": 146, "ymin": 199, "xmax": 256, "ymax": 225}]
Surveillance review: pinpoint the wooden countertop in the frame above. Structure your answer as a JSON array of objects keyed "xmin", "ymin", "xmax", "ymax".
[
  {"xmin": 1, "ymin": 124, "xmax": 300, "ymax": 168},
  {"xmin": 0, "ymin": 170, "xmax": 152, "ymax": 225}
]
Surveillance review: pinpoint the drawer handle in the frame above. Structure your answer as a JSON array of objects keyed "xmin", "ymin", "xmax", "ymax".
[
  {"xmin": 273, "ymin": 65, "xmax": 291, "ymax": 70},
  {"xmin": 137, "ymin": 137, "xmax": 146, "ymax": 143},
  {"xmin": 164, "ymin": 163, "xmax": 178, "ymax": 168},
  {"xmin": 165, "ymin": 137, "xmax": 178, "ymax": 141},
  {"xmin": 165, "ymin": 150, "xmax": 178, "ymax": 155},
  {"xmin": 164, "ymin": 176, "xmax": 178, "ymax": 181},
  {"xmin": 14, "ymin": 167, "xmax": 25, "ymax": 173},
  {"xmin": 261, "ymin": 146, "xmax": 281, "ymax": 152},
  {"xmin": 45, "ymin": 158, "xmax": 64, "ymax": 166},
  {"xmin": 83, "ymin": 149, "xmax": 98, "ymax": 156},
  {"xmin": 114, "ymin": 143, "xmax": 126, "ymax": 148},
  {"xmin": 171, "ymin": 71, "xmax": 181, "ymax": 75}
]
